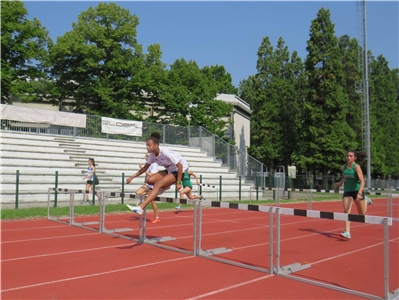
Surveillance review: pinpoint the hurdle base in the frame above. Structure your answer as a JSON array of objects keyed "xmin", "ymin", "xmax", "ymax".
[
  {"xmin": 144, "ymin": 236, "xmax": 176, "ymax": 243},
  {"xmin": 74, "ymin": 221, "xmax": 99, "ymax": 226},
  {"xmin": 389, "ymin": 288, "xmax": 399, "ymax": 300},
  {"xmin": 278, "ymin": 262, "xmax": 311, "ymax": 275},
  {"xmin": 48, "ymin": 216, "xmax": 69, "ymax": 221},
  {"xmin": 199, "ymin": 247, "xmax": 232, "ymax": 256},
  {"xmin": 103, "ymin": 228, "xmax": 134, "ymax": 233}
]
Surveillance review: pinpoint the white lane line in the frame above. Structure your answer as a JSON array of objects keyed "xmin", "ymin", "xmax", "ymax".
[
  {"xmin": 309, "ymin": 236, "xmax": 399, "ymax": 266},
  {"xmin": 2, "ymin": 232, "xmax": 98, "ymax": 244},
  {"xmin": 2, "ymin": 242, "xmax": 136, "ymax": 262},
  {"xmin": 186, "ymin": 274, "xmax": 274, "ymax": 300},
  {"xmin": 1, "ymin": 256, "xmax": 194, "ymax": 293},
  {"xmin": 2, "ymin": 224, "xmax": 71, "ymax": 232},
  {"xmin": 186, "ymin": 236, "xmax": 399, "ymax": 300}
]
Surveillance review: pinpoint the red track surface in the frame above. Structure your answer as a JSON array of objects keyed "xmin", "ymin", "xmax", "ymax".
[{"xmin": 1, "ymin": 198, "xmax": 398, "ymax": 299}]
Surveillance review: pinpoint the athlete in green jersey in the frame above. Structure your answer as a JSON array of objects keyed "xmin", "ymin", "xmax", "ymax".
[
  {"xmin": 334, "ymin": 150, "xmax": 367, "ymax": 239},
  {"xmin": 175, "ymin": 171, "xmax": 203, "ymax": 210}
]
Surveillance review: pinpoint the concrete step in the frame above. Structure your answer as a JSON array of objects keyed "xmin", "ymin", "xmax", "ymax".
[
  {"xmin": 59, "ymin": 143, "xmax": 81, "ymax": 147},
  {"xmin": 64, "ymin": 149, "xmax": 86, "ymax": 153}
]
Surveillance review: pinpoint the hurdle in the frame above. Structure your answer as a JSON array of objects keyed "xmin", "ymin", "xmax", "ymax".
[
  {"xmin": 100, "ymin": 192, "xmax": 140, "ymax": 241},
  {"xmin": 47, "ymin": 188, "xmax": 74, "ymax": 225},
  {"xmin": 142, "ymin": 195, "xmax": 200, "ymax": 256},
  {"xmin": 101, "ymin": 192, "xmax": 200, "ymax": 255},
  {"xmin": 198, "ymin": 183, "xmax": 218, "ymax": 199},
  {"xmin": 274, "ymin": 206, "xmax": 394, "ymax": 300},
  {"xmin": 197, "ymin": 199, "xmax": 275, "ymax": 274},
  {"xmin": 70, "ymin": 189, "xmax": 102, "ymax": 232}
]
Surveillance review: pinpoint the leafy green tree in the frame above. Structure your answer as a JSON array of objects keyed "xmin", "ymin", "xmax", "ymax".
[
  {"xmin": 338, "ymin": 35, "xmax": 363, "ymax": 144},
  {"xmin": 201, "ymin": 64, "xmax": 238, "ymax": 95},
  {"xmin": 244, "ymin": 36, "xmax": 306, "ymax": 182},
  {"xmin": 294, "ymin": 8, "xmax": 356, "ymax": 185},
  {"xmin": 239, "ymin": 75, "xmax": 257, "ymax": 109},
  {"xmin": 1, "ymin": 0, "xmax": 52, "ymax": 103},
  {"xmin": 49, "ymin": 2, "xmax": 157, "ymax": 119},
  {"xmin": 368, "ymin": 54, "xmax": 399, "ymax": 177},
  {"xmin": 152, "ymin": 58, "xmax": 232, "ymax": 136}
]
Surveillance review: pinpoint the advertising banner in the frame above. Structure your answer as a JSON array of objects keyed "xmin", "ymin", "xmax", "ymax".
[
  {"xmin": 1, "ymin": 105, "xmax": 86, "ymax": 128},
  {"xmin": 101, "ymin": 117, "xmax": 142, "ymax": 137}
]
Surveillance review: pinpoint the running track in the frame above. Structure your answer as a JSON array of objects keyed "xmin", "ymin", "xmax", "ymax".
[{"xmin": 1, "ymin": 199, "xmax": 398, "ymax": 299}]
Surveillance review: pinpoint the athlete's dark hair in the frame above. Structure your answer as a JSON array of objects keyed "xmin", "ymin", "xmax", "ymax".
[
  {"xmin": 347, "ymin": 150, "xmax": 367, "ymax": 163},
  {"xmin": 89, "ymin": 158, "xmax": 96, "ymax": 166},
  {"xmin": 147, "ymin": 132, "xmax": 161, "ymax": 145}
]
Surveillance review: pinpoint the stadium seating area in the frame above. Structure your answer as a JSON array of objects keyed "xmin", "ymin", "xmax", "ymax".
[{"xmin": 1, "ymin": 131, "xmax": 253, "ymax": 206}]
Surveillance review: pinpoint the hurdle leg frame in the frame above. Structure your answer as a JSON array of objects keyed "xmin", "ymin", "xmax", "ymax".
[
  {"xmin": 101, "ymin": 192, "xmax": 135, "ymax": 240},
  {"xmin": 70, "ymin": 190, "xmax": 101, "ymax": 232},
  {"xmin": 197, "ymin": 200, "xmax": 274, "ymax": 274},
  {"xmin": 275, "ymin": 207, "xmax": 311, "ymax": 275},
  {"xmin": 141, "ymin": 207, "xmax": 176, "ymax": 243},
  {"xmin": 141, "ymin": 198, "xmax": 199, "ymax": 256},
  {"xmin": 47, "ymin": 188, "xmax": 73, "ymax": 225},
  {"xmin": 274, "ymin": 207, "xmax": 394, "ymax": 300}
]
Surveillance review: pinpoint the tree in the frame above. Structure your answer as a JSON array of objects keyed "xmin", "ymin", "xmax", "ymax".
[
  {"xmin": 243, "ymin": 36, "xmax": 306, "ymax": 182},
  {"xmin": 239, "ymin": 75, "xmax": 257, "ymax": 109},
  {"xmin": 294, "ymin": 8, "xmax": 356, "ymax": 186},
  {"xmin": 338, "ymin": 35, "xmax": 363, "ymax": 144},
  {"xmin": 368, "ymin": 54, "xmax": 399, "ymax": 177},
  {"xmin": 201, "ymin": 65, "xmax": 238, "ymax": 95},
  {"xmin": 49, "ymin": 2, "xmax": 156, "ymax": 119},
  {"xmin": 1, "ymin": 0, "xmax": 52, "ymax": 103},
  {"xmin": 152, "ymin": 58, "xmax": 233, "ymax": 136}
]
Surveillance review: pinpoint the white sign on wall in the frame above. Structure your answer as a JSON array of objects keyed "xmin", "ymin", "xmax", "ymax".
[
  {"xmin": 1, "ymin": 104, "xmax": 86, "ymax": 128},
  {"xmin": 101, "ymin": 117, "xmax": 142, "ymax": 137},
  {"xmin": 288, "ymin": 166, "xmax": 297, "ymax": 179}
]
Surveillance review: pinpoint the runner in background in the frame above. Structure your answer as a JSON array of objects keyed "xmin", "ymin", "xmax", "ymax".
[
  {"xmin": 135, "ymin": 152, "xmax": 161, "ymax": 224},
  {"xmin": 334, "ymin": 150, "xmax": 367, "ymax": 240},
  {"xmin": 175, "ymin": 171, "xmax": 203, "ymax": 210},
  {"xmin": 81, "ymin": 158, "xmax": 101, "ymax": 204}
]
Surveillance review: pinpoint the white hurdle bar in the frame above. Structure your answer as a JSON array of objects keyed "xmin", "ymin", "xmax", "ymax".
[{"xmin": 274, "ymin": 206, "xmax": 394, "ymax": 300}]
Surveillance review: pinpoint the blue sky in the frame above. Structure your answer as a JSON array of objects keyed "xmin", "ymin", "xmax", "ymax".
[{"xmin": 24, "ymin": 1, "xmax": 398, "ymax": 88}]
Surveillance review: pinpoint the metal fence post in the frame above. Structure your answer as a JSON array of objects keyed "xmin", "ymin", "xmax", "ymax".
[
  {"xmin": 239, "ymin": 176, "xmax": 241, "ymax": 201},
  {"xmin": 219, "ymin": 175, "xmax": 222, "ymax": 201},
  {"xmin": 15, "ymin": 170, "xmax": 19, "ymax": 209},
  {"xmin": 122, "ymin": 173, "xmax": 125, "ymax": 204},
  {"xmin": 256, "ymin": 176, "xmax": 259, "ymax": 201},
  {"xmin": 54, "ymin": 171, "xmax": 58, "ymax": 208},
  {"xmin": 200, "ymin": 174, "xmax": 202, "ymax": 195},
  {"xmin": 212, "ymin": 134, "xmax": 215, "ymax": 157},
  {"xmin": 227, "ymin": 143, "xmax": 230, "ymax": 170},
  {"xmin": 92, "ymin": 172, "xmax": 96, "ymax": 205}
]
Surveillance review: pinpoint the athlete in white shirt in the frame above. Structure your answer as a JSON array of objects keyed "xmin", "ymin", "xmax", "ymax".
[
  {"xmin": 126, "ymin": 132, "xmax": 189, "ymax": 215},
  {"xmin": 135, "ymin": 153, "xmax": 161, "ymax": 223}
]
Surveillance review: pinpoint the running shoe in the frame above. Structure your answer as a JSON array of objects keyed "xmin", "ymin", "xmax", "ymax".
[
  {"xmin": 339, "ymin": 231, "xmax": 351, "ymax": 239},
  {"xmin": 175, "ymin": 205, "xmax": 182, "ymax": 210},
  {"xmin": 151, "ymin": 218, "xmax": 160, "ymax": 224},
  {"xmin": 366, "ymin": 196, "xmax": 372, "ymax": 205},
  {"xmin": 200, "ymin": 194, "xmax": 206, "ymax": 200},
  {"xmin": 126, "ymin": 204, "xmax": 143, "ymax": 215}
]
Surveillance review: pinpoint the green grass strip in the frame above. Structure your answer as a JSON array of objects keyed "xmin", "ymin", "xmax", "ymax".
[{"xmin": 0, "ymin": 193, "xmax": 388, "ymax": 220}]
